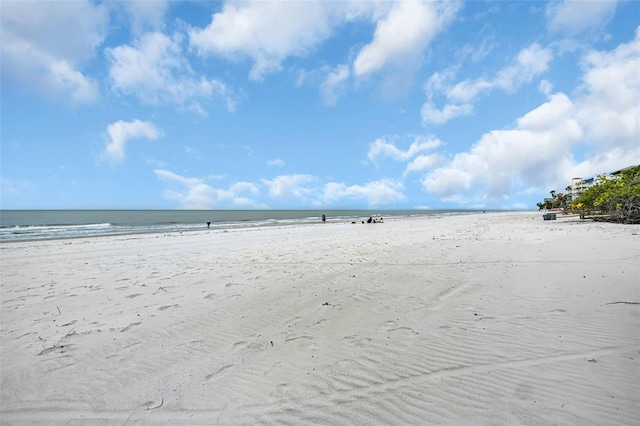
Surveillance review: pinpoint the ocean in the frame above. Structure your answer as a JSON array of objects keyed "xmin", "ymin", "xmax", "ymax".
[{"xmin": 0, "ymin": 210, "xmax": 481, "ymax": 242}]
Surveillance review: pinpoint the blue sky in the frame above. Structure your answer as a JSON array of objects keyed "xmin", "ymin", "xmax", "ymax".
[{"xmin": 1, "ymin": 0, "xmax": 639, "ymax": 210}]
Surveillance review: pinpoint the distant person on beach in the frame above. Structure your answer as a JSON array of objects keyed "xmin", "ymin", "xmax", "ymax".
[
  {"xmin": 367, "ymin": 217, "xmax": 373, "ymax": 223},
  {"xmin": 207, "ymin": 221, "xmax": 211, "ymax": 229},
  {"xmin": 322, "ymin": 214, "xmax": 326, "ymax": 224}
]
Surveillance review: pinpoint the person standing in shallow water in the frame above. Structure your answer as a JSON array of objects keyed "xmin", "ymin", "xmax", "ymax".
[
  {"xmin": 207, "ymin": 221, "xmax": 211, "ymax": 229},
  {"xmin": 322, "ymin": 214, "xmax": 326, "ymax": 223}
]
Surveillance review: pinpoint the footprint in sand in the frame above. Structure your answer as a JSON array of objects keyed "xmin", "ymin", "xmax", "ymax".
[
  {"xmin": 121, "ymin": 322, "xmax": 141, "ymax": 332},
  {"xmin": 380, "ymin": 320, "xmax": 418, "ymax": 334},
  {"xmin": 158, "ymin": 304, "xmax": 178, "ymax": 311},
  {"xmin": 205, "ymin": 365, "xmax": 234, "ymax": 381},
  {"xmin": 284, "ymin": 334, "xmax": 313, "ymax": 343},
  {"xmin": 343, "ymin": 335, "xmax": 372, "ymax": 346},
  {"xmin": 380, "ymin": 320, "xmax": 397, "ymax": 329}
]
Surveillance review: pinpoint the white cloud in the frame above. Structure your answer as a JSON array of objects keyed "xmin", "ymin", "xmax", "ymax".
[
  {"xmin": 120, "ymin": 0, "xmax": 169, "ymax": 34},
  {"xmin": 229, "ymin": 181, "xmax": 259, "ymax": 196},
  {"xmin": 422, "ymin": 43, "xmax": 553, "ymax": 125},
  {"xmin": 368, "ymin": 135, "xmax": 441, "ymax": 164},
  {"xmin": 153, "ymin": 169, "xmax": 268, "ymax": 209},
  {"xmin": 215, "ymin": 181, "xmax": 266, "ymax": 208},
  {"xmin": 189, "ymin": 0, "xmax": 339, "ymax": 81},
  {"xmin": 575, "ymin": 26, "xmax": 640, "ymax": 153},
  {"xmin": 422, "ymin": 92, "xmax": 583, "ymax": 204},
  {"xmin": 267, "ymin": 159, "xmax": 285, "ymax": 167},
  {"xmin": 154, "ymin": 169, "xmax": 216, "ymax": 209},
  {"xmin": 188, "ymin": 0, "xmax": 458, "ymax": 100},
  {"xmin": 262, "ymin": 174, "xmax": 318, "ymax": 199},
  {"xmin": 539, "ymin": 79, "xmax": 554, "ymax": 95},
  {"xmin": 404, "ymin": 154, "xmax": 443, "ymax": 176},
  {"xmin": 494, "ymin": 43, "xmax": 554, "ymax": 92},
  {"xmin": 423, "ymin": 23, "xmax": 640, "ymax": 205},
  {"xmin": 103, "ymin": 120, "xmax": 163, "ymax": 162},
  {"xmin": 106, "ymin": 32, "xmax": 234, "ymax": 114},
  {"xmin": 0, "ymin": 0, "xmax": 108, "ymax": 104},
  {"xmin": 420, "ymin": 102, "xmax": 474, "ymax": 125},
  {"xmin": 154, "ymin": 170, "xmax": 265, "ymax": 209},
  {"xmin": 420, "ymin": 25, "xmax": 640, "ymax": 208},
  {"xmin": 353, "ymin": 0, "xmax": 461, "ymax": 77},
  {"xmin": 320, "ymin": 64, "xmax": 350, "ymax": 106},
  {"xmin": 322, "ymin": 179, "xmax": 405, "ymax": 207},
  {"xmin": 546, "ymin": 0, "xmax": 617, "ymax": 35},
  {"xmin": 154, "ymin": 170, "xmax": 406, "ymax": 209}
]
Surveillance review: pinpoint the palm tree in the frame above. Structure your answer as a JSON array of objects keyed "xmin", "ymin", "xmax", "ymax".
[{"xmin": 557, "ymin": 193, "xmax": 567, "ymax": 210}]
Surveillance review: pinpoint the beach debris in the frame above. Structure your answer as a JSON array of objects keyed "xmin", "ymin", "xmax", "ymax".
[
  {"xmin": 606, "ymin": 301, "xmax": 640, "ymax": 305},
  {"xmin": 587, "ymin": 358, "xmax": 597, "ymax": 363},
  {"xmin": 322, "ymin": 302, "xmax": 330, "ymax": 306}
]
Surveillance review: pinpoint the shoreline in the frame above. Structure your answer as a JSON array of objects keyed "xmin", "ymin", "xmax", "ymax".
[
  {"xmin": 2, "ymin": 211, "xmax": 638, "ymax": 424},
  {"xmin": 0, "ymin": 209, "xmax": 502, "ymax": 244}
]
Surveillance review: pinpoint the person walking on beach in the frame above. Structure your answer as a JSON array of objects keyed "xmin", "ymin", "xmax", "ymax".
[{"xmin": 322, "ymin": 214, "xmax": 326, "ymax": 224}]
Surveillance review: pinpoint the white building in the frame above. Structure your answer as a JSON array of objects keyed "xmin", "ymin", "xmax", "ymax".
[{"xmin": 569, "ymin": 164, "xmax": 637, "ymax": 202}]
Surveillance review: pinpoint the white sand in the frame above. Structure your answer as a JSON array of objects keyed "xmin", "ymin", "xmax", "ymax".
[{"xmin": 1, "ymin": 212, "xmax": 639, "ymax": 424}]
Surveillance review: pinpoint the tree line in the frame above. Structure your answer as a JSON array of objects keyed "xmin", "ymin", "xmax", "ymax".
[{"xmin": 537, "ymin": 165, "xmax": 640, "ymax": 224}]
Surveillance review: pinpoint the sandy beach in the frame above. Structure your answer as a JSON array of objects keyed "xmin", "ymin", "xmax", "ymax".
[{"xmin": 1, "ymin": 211, "xmax": 639, "ymax": 425}]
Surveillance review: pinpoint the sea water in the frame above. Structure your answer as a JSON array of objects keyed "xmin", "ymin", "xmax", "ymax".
[{"xmin": 0, "ymin": 210, "xmax": 480, "ymax": 242}]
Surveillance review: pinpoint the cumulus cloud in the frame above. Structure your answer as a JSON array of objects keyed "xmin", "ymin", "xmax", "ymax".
[
  {"xmin": 188, "ymin": 0, "xmax": 458, "ymax": 101},
  {"xmin": 353, "ymin": 0, "xmax": 461, "ymax": 77},
  {"xmin": 106, "ymin": 32, "xmax": 235, "ymax": 114},
  {"xmin": 546, "ymin": 0, "xmax": 617, "ymax": 35},
  {"xmin": 564, "ymin": 29, "xmax": 640, "ymax": 181},
  {"xmin": 189, "ymin": 0, "xmax": 340, "ymax": 81},
  {"xmin": 154, "ymin": 170, "xmax": 406, "ymax": 209},
  {"xmin": 404, "ymin": 154, "xmax": 443, "ymax": 176},
  {"xmin": 368, "ymin": 135, "xmax": 441, "ymax": 164},
  {"xmin": 0, "ymin": 0, "xmax": 108, "ymax": 104},
  {"xmin": 420, "ymin": 26, "xmax": 640, "ymax": 208},
  {"xmin": 262, "ymin": 174, "xmax": 319, "ymax": 200},
  {"xmin": 119, "ymin": 0, "xmax": 169, "ymax": 34},
  {"xmin": 422, "ymin": 92, "xmax": 583, "ymax": 204},
  {"xmin": 419, "ymin": 32, "xmax": 635, "ymax": 206},
  {"xmin": 103, "ymin": 120, "xmax": 163, "ymax": 162},
  {"xmin": 154, "ymin": 170, "xmax": 265, "ymax": 209},
  {"xmin": 322, "ymin": 179, "xmax": 405, "ymax": 207},
  {"xmin": 422, "ymin": 43, "xmax": 554, "ymax": 125},
  {"xmin": 420, "ymin": 102, "xmax": 474, "ymax": 125},
  {"xmin": 493, "ymin": 43, "xmax": 555, "ymax": 92},
  {"xmin": 154, "ymin": 169, "xmax": 216, "ymax": 209},
  {"xmin": 258, "ymin": 174, "xmax": 407, "ymax": 207},
  {"xmin": 215, "ymin": 181, "xmax": 265, "ymax": 208},
  {"xmin": 574, "ymin": 26, "xmax": 640, "ymax": 154}
]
